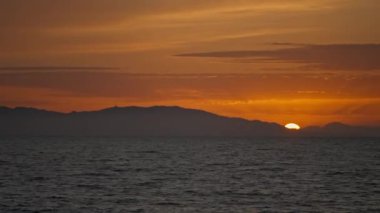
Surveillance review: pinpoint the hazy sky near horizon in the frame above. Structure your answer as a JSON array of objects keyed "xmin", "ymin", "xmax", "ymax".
[{"xmin": 0, "ymin": 0, "xmax": 379, "ymax": 126}]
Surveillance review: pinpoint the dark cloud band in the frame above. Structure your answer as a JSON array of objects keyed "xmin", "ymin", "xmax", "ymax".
[{"xmin": 177, "ymin": 44, "xmax": 380, "ymax": 70}]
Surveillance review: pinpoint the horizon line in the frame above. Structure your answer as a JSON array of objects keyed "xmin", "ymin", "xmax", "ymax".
[{"xmin": 1, "ymin": 104, "xmax": 378, "ymax": 128}]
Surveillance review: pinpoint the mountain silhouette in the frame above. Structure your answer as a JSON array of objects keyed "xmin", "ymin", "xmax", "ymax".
[
  {"xmin": 299, "ymin": 122, "xmax": 380, "ymax": 137},
  {"xmin": 0, "ymin": 106, "xmax": 378, "ymax": 137},
  {"xmin": 0, "ymin": 106, "xmax": 284, "ymax": 136}
]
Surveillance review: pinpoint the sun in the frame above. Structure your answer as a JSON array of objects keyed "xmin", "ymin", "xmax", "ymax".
[{"xmin": 285, "ymin": 123, "xmax": 301, "ymax": 130}]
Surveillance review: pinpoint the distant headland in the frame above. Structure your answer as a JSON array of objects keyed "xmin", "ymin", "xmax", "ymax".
[{"xmin": 0, "ymin": 106, "xmax": 379, "ymax": 137}]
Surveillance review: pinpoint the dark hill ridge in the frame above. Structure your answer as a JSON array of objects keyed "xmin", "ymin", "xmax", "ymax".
[
  {"xmin": 0, "ymin": 106, "xmax": 379, "ymax": 137},
  {"xmin": 0, "ymin": 106, "xmax": 284, "ymax": 136},
  {"xmin": 299, "ymin": 122, "xmax": 380, "ymax": 137}
]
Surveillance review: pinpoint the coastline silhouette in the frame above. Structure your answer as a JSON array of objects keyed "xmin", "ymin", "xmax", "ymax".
[{"xmin": 1, "ymin": 105, "xmax": 378, "ymax": 137}]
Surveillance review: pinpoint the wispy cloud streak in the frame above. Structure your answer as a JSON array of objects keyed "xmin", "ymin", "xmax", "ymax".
[{"xmin": 177, "ymin": 44, "xmax": 380, "ymax": 70}]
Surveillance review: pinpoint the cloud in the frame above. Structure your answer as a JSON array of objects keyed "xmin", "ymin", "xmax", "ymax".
[
  {"xmin": 0, "ymin": 66, "xmax": 119, "ymax": 72},
  {"xmin": 1, "ymin": 71, "xmax": 379, "ymax": 99},
  {"xmin": 177, "ymin": 44, "xmax": 380, "ymax": 70}
]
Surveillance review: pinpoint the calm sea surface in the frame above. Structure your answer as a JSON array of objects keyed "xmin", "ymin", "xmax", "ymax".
[{"xmin": 0, "ymin": 137, "xmax": 379, "ymax": 212}]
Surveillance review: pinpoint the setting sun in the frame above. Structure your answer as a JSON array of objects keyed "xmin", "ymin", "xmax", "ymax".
[{"xmin": 285, "ymin": 123, "xmax": 301, "ymax": 130}]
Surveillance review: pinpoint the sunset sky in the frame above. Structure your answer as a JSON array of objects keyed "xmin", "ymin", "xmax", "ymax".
[{"xmin": 1, "ymin": 0, "xmax": 379, "ymax": 126}]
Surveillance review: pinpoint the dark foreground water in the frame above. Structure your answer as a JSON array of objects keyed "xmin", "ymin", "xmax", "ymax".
[{"xmin": 0, "ymin": 137, "xmax": 379, "ymax": 212}]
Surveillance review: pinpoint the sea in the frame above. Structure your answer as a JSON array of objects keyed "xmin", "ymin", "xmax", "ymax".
[{"xmin": 0, "ymin": 137, "xmax": 379, "ymax": 212}]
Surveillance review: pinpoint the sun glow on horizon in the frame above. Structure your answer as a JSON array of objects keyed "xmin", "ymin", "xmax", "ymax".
[{"xmin": 285, "ymin": 123, "xmax": 301, "ymax": 130}]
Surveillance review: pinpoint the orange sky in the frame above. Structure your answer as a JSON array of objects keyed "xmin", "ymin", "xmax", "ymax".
[{"xmin": 0, "ymin": 0, "xmax": 379, "ymax": 126}]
